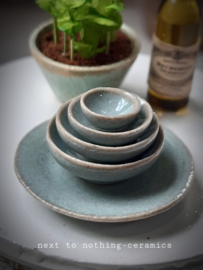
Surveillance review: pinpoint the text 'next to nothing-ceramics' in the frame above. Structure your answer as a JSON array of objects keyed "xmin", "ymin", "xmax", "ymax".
[{"xmin": 37, "ymin": 242, "xmax": 172, "ymax": 250}]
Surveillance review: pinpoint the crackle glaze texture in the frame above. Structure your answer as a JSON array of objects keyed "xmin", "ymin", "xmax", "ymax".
[
  {"xmin": 56, "ymin": 99, "xmax": 158, "ymax": 163},
  {"xmin": 80, "ymin": 87, "xmax": 141, "ymax": 130},
  {"xmin": 67, "ymin": 96, "xmax": 153, "ymax": 146}
]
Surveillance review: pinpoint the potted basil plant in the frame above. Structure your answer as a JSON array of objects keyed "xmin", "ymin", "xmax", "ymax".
[{"xmin": 29, "ymin": 0, "xmax": 140, "ymax": 102}]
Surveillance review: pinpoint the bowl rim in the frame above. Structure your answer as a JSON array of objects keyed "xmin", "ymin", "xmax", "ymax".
[
  {"xmin": 56, "ymin": 99, "xmax": 159, "ymax": 154},
  {"xmin": 68, "ymin": 95, "xmax": 153, "ymax": 140},
  {"xmin": 29, "ymin": 20, "xmax": 141, "ymax": 73},
  {"xmin": 47, "ymin": 116, "xmax": 164, "ymax": 170},
  {"xmin": 80, "ymin": 87, "xmax": 141, "ymax": 127}
]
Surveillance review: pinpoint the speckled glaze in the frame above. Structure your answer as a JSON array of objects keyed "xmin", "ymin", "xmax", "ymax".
[
  {"xmin": 80, "ymin": 87, "xmax": 141, "ymax": 130},
  {"xmin": 56, "ymin": 99, "xmax": 159, "ymax": 162},
  {"xmin": 67, "ymin": 95, "xmax": 153, "ymax": 146},
  {"xmin": 29, "ymin": 21, "xmax": 141, "ymax": 103},
  {"xmin": 14, "ymin": 122, "xmax": 194, "ymax": 222},
  {"xmin": 48, "ymin": 118, "xmax": 163, "ymax": 184}
]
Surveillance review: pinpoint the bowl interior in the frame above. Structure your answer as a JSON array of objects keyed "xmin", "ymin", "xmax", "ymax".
[
  {"xmin": 83, "ymin": 90, "xmax": 137, "ymax": 118},
  {"xmin": 50, "ymin": 117, "xmax": 163, "ymax": 166}
]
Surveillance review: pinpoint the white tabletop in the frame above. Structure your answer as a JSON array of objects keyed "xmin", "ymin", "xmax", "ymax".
[{"xmin": 0, "ymin": 54, "xmax": 203, "ymax": 269}]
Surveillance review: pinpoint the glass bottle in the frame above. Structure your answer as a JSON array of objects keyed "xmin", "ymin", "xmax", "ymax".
[{"xmin": 147, "ymin": 0, "xmax": 201, "ymax": 111}]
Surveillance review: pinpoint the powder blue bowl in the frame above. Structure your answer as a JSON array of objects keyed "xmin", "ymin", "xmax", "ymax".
[
  {"xmin": 80, "ymin": 87, "xmax": 141, "ymax": 131},
  {"xmin": 68, "ymin": 95, "xmax": 153, "ymax": 146},
  {"xmin": 56, "ymin": 99, "xmax": 159, "ymax": 163},
  {"xmin": 47, "ymin": 117, "xmax": 164, "ymax": 184}
]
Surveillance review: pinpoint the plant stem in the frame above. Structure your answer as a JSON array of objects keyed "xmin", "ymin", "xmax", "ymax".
[
  {"xmin": 80, "ymin": 28, "xmax": 84, "ymax": 41},
  {"xmin": 53, "ymin": 17, "xmax": 58, "ymax": 44},
  {"xmin": 105, "ymin": 32, "xmax": 111, "ymax": 55},
  {"xmin": 111, "ymin": 30, "xmax": 116, "ymax": 42},
  {"xmin": 63, "ymin": 32, "xmax": 67, "ymax": 55},
  {"xmin": 70, "ymin": 38, "xmax": 74, "ymax": 61}
]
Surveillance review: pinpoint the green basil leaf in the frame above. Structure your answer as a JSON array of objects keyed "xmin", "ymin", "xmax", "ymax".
[
  {"xmin": 54, "ymin": 1, "xmax": 67, "ymax": 17},
  {"xmin": 112, "ymin": 0, "xmax": 124, "ymax": 4},
  {"xmin": 36, "ymin": 0, "xmax": 52, "ymax": 14},
  {"xmin": 91, "ymin": 0, "xmax": 99, "ymax": 8},
  {"xmin": 108, "ymin": 11, "xmax": 122, "ymax": 29},
  {"xmin": 61, "ymin": 0, "xmax": 86, "ymax": 9},
  {"xmin": 83, "ymin": 22, "xmax": 101, "ymax": 47},
  {"xmin": 60, "ymin": 10, "xmax": 71, "ymax": 20},
  {"xmin": 92, "ymin": 0, "xmax": 112, "ymax": 16},
  {"xmin": 58, "ymin": 21, "xmax": 83, "ymax": 38},
  {"xmin": 58, "ymin": 13, "xmax": 71, "ymax": 27},
  {"xmin": 84, "ymin": 15, "xmax": 118, "ymax": 27},
  {"xmin": 74, "ymin": 41, "xmax": 95, "ymax": 58},
  {"xmin": 105, "ymin": 3, "xmax": 125, "ymax": 12},
  {"xmin": 75, "ymin": 41, "xmax": 105, "ymax": 58},
  {"xmin": 72, "ymin": 4, "xmax": 89, "ymax": 21}
]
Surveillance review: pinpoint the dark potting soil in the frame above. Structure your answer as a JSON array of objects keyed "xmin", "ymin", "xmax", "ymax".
[{"xmin": 39, "ymin": 31, "xmax": 133, "ymax": 66}]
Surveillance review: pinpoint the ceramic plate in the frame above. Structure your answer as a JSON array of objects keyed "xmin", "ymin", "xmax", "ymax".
[{"xmin": 14, "ymin": 122, "xmax": 194, "ymax": 222}]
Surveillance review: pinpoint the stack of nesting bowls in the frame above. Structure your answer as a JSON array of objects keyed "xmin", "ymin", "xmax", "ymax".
[{"xmin": 46, "ymin": 87, "xmax": 164, "ymax": 184}]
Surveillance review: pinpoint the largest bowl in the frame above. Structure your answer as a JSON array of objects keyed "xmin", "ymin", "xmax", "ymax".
[{"xmin": 29, "ymin": 20, "xmax": 141, "ymax": 102}]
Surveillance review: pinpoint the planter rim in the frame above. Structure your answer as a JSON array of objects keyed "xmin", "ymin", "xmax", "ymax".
[{"xmin": 29, "ymin": 20, "xmax": 141, "ymax": 73}]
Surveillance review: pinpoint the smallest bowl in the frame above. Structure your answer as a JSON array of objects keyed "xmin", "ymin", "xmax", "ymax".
[{"xmin": 80, "ymin": 87, "xmax": 141, "ymax": 131}]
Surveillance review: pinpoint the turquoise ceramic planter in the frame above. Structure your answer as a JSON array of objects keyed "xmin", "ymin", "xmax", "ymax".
[{"xmin": 29, "ymin": 21, "xmax": 141, "ymax": 103}]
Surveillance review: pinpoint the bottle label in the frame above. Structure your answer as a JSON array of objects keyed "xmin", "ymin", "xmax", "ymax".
[{"xmin": 148, "ymin": 35, "xmax": 200, "ymax": 99}]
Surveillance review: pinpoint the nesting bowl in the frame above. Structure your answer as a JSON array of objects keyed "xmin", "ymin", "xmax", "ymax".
[
  {"xmin": 67, "ymin": 95, "xmax": 153, "ymax": 146},
  {"xmin": 80, "ymin": 87, "xmax": 141, "ymax": 131},
  {"xmin": 56, "ymin": 100, "xmax": 159, "ymax": 163},
  {"xmin": 47, "ymin": 87, "xmax": 164, "ymax": 184}
]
